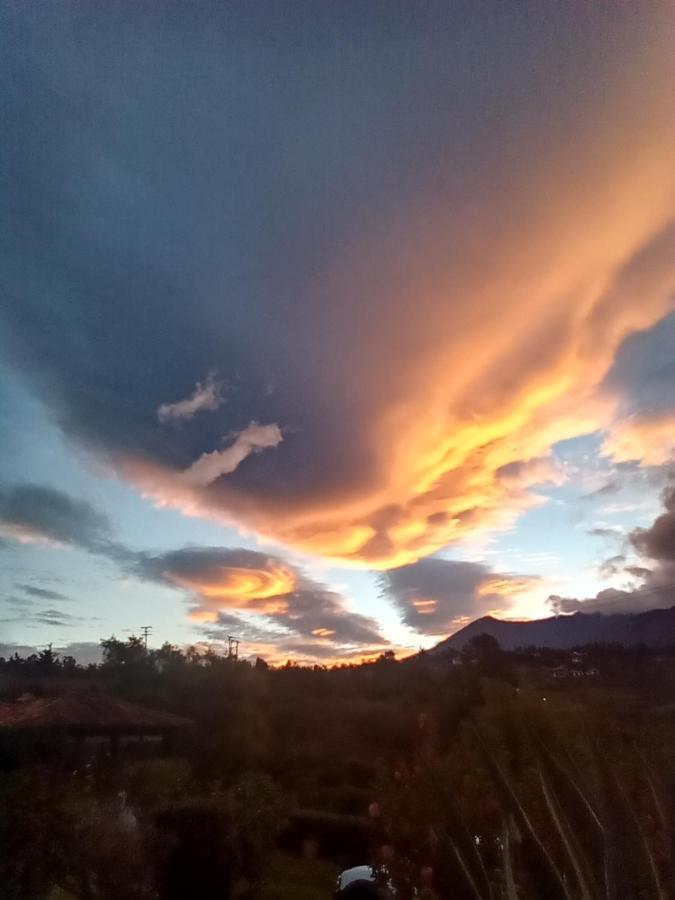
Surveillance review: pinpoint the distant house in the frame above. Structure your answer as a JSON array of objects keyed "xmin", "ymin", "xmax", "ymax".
[
  {"xmin": 552, "ymin": 665, "xmax": 573, "ymax": 679},
  {"xmin": 551, "ymin": 665, "xmax": 598, "ymax": 680},
  {"xmin": 0, "ymin": 692, "xmax": 192, "ymax": 762}
]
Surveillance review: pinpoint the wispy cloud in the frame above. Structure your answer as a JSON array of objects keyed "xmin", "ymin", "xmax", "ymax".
[
  {"xmin": 32, "ymin": 608, "xmax": 79, "ymax": 627},
  {"xmin": 182, "ymin": 421, "xmax": 283, "ymax": 486},
  {"xmin": 157, "ymin": 371, "xmax": 225, "ymax": 424},
  {"xmin": 16, "ymin": 584, "xmax": 72, "ymax": 603}
]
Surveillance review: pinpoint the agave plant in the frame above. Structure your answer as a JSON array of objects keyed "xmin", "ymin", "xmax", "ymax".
[{"xmin": 379, "ymin": 724, "xmax": 672, "ymax": 900}]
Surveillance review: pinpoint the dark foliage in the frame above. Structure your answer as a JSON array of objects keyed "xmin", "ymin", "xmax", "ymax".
[{"xmin": 0, "ymin": 638, "xmax": 673, "ymax": 898}]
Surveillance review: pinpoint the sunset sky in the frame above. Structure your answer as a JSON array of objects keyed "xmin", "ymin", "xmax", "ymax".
[{"xmin": 2, "ymin": 3, "xmax": 675, "ymax": 665}]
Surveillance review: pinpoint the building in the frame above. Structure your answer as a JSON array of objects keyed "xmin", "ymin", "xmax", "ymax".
[
  {"xmin": 551, "ymin": 665, "xmax": 598, "ymax": 680},
  {"xmin": 0, "ymin": 692, "xmax": 192, "ymax": 763}
]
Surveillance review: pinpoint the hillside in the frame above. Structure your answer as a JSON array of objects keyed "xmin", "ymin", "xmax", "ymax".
[{"xmin": 430, "ymin": 604, "xmax": 675, "ymax": 653}]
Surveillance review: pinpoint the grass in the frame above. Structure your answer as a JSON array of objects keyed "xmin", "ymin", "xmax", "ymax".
[{"xmin": 253, "ymin": 852, "xmax": 338, "ymax": 900}]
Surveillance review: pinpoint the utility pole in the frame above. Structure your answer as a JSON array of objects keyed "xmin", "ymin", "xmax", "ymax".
[
  {"xmin": 227, "ymin": 635, "xmax": 239, "ymax": 661},
  {"xmin": 140, "ymin": 625, "xmax": 152, "ymax": 650}
]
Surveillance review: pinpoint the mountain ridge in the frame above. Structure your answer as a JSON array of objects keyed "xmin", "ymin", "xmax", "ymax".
[{"xmin": 430, "ymin": 604, "xmax": 675, "ymax": 653}]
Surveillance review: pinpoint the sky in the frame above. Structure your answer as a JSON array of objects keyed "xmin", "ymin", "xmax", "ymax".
[{"xmin": 1, "ymin": 2, "xmax": 675, "ymax": 665}]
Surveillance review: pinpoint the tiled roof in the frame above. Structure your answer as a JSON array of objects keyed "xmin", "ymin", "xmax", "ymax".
[{"xmin": 0, "ymin": 693, "xmax": 192, "ymax": 730}]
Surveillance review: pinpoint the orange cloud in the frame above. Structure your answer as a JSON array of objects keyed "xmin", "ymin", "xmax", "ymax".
[
  {"xmin": 411, "ymin": 598, "xmax": 437, "ymax": 615},
  {"xmin": 477, "ymin": 576, "xmax": 539, "ymax": 599},
  {"xmin": 311, "ymin": 627, "xmax": 335, "ymax": 638},
  {"xmin": 185, "ymin": 637, "xmax": 399, "ymax": 668},
  {"xmin": 170, "ymin": 563, "xmax": 294, "ymax": 615},
  {"xmin": 135, "ymin": 547, "xmax": 388, "ymax": 651},
  {"xmin": 221, "ymin": 639, "xmax": 407, "ymax": 669},
  {"xmin": 187, "ymin": 609, "xmax": 220, "ymax": 624},
  {"xmin": 82, "ymin": 14, "xmax": 675, "ymax": 568}
]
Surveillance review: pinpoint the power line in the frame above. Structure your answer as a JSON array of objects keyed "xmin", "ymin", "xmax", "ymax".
[
  {"xmin": 140, "ymin": 625, "xmax": 152, "ymax": 649},
  {"xmin": 227, "ymin": 635, "xmax": 239, "ymax": 661}
]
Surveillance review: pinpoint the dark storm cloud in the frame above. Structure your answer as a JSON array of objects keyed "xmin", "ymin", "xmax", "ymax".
[
  {"xmin": 2, "ymin": 3, "xmax": 674, "ymax": 567},
  {"xmin": 631, "ymin": 487, "xmax": 675, "ymax": 563},
  {"xmin": 2, "ymin": 0, "xmax": 424, "ymax": 481},
  {"xmin": 0, "ymin": 484, "xmax": 111, "ymax": 549},
  {"xmin": 379, "ymin": 557, "xmax": 537, "ymax": 635}
]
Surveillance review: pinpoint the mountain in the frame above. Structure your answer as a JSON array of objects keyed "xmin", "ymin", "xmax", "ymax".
[{"xmin": 430, "ymin": 605, "xmax": 675, "ymax": 653}]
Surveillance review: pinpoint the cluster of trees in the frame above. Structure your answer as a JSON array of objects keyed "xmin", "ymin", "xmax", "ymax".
[
  {"xmin": 0, "ymin": 643, "xmax": 82, "ymax": 676},
  {"xmin": 0, "ymin": 635, "xmax": 673, "ymax": 898}
]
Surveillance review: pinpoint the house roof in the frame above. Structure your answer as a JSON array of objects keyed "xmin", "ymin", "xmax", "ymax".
[{"xmin": 0, "ymin": 693, "xmax": 193, "ymax": 731}]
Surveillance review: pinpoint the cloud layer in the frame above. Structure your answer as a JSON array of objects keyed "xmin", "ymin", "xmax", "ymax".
[
  {"xmin": 0, "ymin": 485, "xmax": 111, "ymax": 549},
  {"xmin": 631, "ymin": 487, "xmax": 675, "ymax": 569},
  {"xmin": 549, "ymin": 484, "xmax": 675, "ymax": 614},
  {"xmin": 133, "ymin": 546, "xmax": 387, "ymax": 653},
  {"xmin": 380, "ymin": 557, "xmax": 538, "ymax": 635},
  {"xmin": 0, "ymin": 482, "xmax": 387, "ymax": 661},
  {"xmin": 2, "ymin": 5, "xmax": 675, "ymax": 571}
]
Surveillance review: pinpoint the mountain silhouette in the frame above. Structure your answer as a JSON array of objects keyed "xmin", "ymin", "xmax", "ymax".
[{"xmin": 430, "ymin": 605, "xmax": 675, "ymax": 653}]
